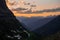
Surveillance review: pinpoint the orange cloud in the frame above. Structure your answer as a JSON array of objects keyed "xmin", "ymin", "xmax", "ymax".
[{"xmin": 13, "ymin": 11, "xmax": 60, "ymax": 17}]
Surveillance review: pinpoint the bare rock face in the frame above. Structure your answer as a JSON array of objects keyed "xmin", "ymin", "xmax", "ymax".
[{"xmin": 0, "ymin": 0, "xmax": 29, "ymax": 40}]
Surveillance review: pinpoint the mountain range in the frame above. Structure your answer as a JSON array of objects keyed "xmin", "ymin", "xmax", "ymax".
[
  {"xmin": 33, "ymin": 15, "xmax": 60, "ymax": 36},
  {"xmin": 16, "ymin": 15, "xmax": 60, "ymax": 36}
]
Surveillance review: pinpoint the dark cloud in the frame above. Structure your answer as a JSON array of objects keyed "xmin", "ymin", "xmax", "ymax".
[
  {"xmin": 12, "ymin": 8, "xmax": 27, "ymax": 11},
  {"xmin": 33, "ymin": 7, "xmax": 60, "ymax": 13},
  {"xmin": 24, "ymin": 3, "xmax": 30, "ymax": 5},
  {"xmin": 43, "ymin": 8, "xmax": 60, "ymax": 12},
  {"xmin": 30, "ymin": 5, "xmax": 36, "ymax": 7},
  {"xmin": 12, "ymin": 7, "xmax": 60, "ymax": 13}
]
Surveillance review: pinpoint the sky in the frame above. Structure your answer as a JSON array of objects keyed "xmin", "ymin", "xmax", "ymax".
[
  {"xmin": 6, "ymin": 0, "xmax": 60, "ymax": 17},
  {"xmin": 7, "ymin": 0, "xmax": 60, "ymax": 10}
]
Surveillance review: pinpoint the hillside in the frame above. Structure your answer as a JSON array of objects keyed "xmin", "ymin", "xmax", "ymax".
[
  {"xmin": 33, "ymin": 15, "xmax": 60, "ymax": 37},
  {"xmin": 0, "ymin": 0, "xmax": 29, "ymax": 40},
  {"xmin": 27, "ymin": 15, "xmax": 60, "ymax": 40},
  {"xmin": 16, "ymin": 16, "xmax": 56, "ymax": 31}
]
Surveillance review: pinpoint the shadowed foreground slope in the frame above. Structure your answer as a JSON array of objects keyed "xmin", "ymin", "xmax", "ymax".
[{"xmin": 0, "ymin": 0, "xmax": 29, "ymax": 40}]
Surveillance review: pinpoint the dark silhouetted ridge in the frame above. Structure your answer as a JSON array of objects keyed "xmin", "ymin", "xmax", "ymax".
[{"xmin": 0, "ymin": 0, "xmax": 29, "ymax": 40}]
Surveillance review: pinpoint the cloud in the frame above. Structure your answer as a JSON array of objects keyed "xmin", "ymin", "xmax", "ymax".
[
  {"xmin": 33, "ymin": 7, "xmax": 60, "ymax": 13},
  {"xmin": 30, "ymin": 5, "xmax": 36, "ymax": 7},
  {"xmin": 12, "ymin": 8, "xmax": 27, "ymax": 11},
  {"xmin": 12, "ymin": 7, "xmax": 60, "ymax": 14},
  {"xmin": 24, "ymin": 3, "xmax": 30, "ymax": 5}
]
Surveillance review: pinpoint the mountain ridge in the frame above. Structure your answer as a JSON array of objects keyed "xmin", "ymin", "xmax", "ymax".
[{"xmin": 33, "ymin": 15, "xmax": 60, "ymax": 36}]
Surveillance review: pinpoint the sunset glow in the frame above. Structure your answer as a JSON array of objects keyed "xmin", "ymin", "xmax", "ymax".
[
  {"xmin": 6, "ymin": 0, "xmax": 60, "ymax": 17},
  {"xmin": 13, "ymin": 12, "xmax": 60, "ymax": 17}
]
